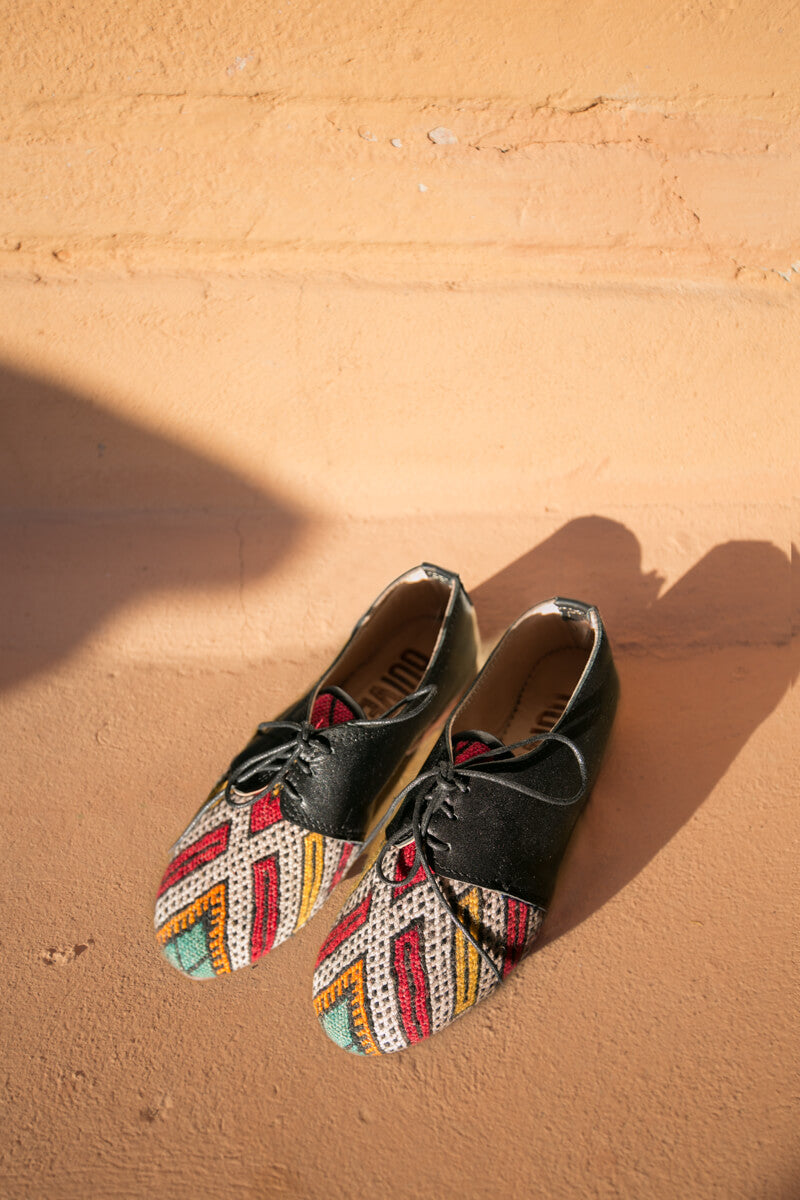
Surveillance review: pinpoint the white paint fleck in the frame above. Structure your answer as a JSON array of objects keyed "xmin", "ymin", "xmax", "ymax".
[
  {"xmin": 418, "ymin": 183, "xmax": 429, "ymax": 192},
  {"xmin": 762, "ymin": 262, "xmax": 800, "ymax": 282},
  {"xmin": 428, "ymin": 126, "xmax": 457, "ymax": 145},
  {"xmin": 358, "ymin": 127, "xmax": 377, "ymax": 142},
  {"xmin": 226, "ymin": 53, "xmax": 254, "ymax": 77},
  {"xmin": 390, "ymin": 138, "xmax": 402, "ymax": 148}
]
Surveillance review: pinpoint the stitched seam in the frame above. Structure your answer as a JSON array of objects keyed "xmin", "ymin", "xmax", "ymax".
[{"xmin": 441, "ymin": 870, "xmax": 551, "ymax": 910}]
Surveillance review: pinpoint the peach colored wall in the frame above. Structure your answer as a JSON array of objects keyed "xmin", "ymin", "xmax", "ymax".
[{"xmin": 1, "ymin": 3, "xmax": 797, "ymax": 1198}]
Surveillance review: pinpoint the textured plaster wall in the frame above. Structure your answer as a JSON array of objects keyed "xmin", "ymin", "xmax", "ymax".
[{"xmin": 0, "ymin": 3, "xmax": 797, "ymax": 1199}]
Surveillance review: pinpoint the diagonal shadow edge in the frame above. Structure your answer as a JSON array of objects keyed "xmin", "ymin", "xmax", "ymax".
[{"xmin": 0, "ymin": 362, "xmax": 307, "ymax": 693}]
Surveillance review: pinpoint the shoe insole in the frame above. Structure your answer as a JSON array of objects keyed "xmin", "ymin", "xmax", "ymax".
[
  {"xmin": 339, "ymin": 616, "xmax": 438, "ymax": 720},
  {"xmin": 500, "ymin": 647, "xmax": 588, "ymax": 748}
]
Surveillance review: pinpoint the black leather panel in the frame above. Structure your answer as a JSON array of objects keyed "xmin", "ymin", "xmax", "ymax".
[
  {"xmin": 273, "ymin": 565, "xmax": 478, "ymax": 841},
  {"xmin": 385, "ymin": 608, "xmax": 619, "ymax": 908}
]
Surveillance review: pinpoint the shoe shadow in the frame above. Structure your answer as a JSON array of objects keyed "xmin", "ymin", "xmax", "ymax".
[
  {"xmin": 472, "ymin": 516, "xmax": 794, "ymax": 944},
  {"xmin": 0, "ymin": 362, "xmax": 305, "ymax": 693}
]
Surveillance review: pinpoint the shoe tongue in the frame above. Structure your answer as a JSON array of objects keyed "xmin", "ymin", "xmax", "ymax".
[
  {"xmin": 452, "ymin": 729, "xmax": 509, "ymax": 765},
  {"xmin": 311, "ymin": 685, "xmax": 365, "ymax": 729}
]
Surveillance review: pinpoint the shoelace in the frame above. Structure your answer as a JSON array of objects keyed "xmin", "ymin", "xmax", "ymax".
[
  {"xmin": 170, "ymin": 717, "xmax": 327, "ymax": 852},
  {"xmin": 374, "ymin": 729, "xmax": 589, "ymax": 983},
  {"xmin": 171, "ymin": 684, "xmax": 436, "ymax": 853},
  {"xmin": 225, "ymin": 719, "xmax": 332, "ymax": 807}
]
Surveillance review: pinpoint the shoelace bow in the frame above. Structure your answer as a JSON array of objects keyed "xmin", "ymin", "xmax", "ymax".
[
  {"xmin": 172, "ymin": 685, "xmax": 436, "ymax": 852},
  {"xmin": 374, "ymin": 729, "xmax": 589, "ymax": 983},
  {"xmin": 171, "ymin": 717, "xmax": 329, "ymax": 851},
  {"xmin": 224, "ymin": 718, "xmax": 332, "ymax": 807}
]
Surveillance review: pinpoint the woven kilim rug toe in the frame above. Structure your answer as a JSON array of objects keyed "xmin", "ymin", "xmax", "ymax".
[
  {"xmin": 155, "ymin": 692, "xmax": 361, "ymax": 977},
  {"xmin": 312, "ymin": 838, "xmax": 543, "ymax": 1054}
]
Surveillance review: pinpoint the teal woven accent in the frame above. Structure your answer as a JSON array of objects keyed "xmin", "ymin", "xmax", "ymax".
[
  {"xmin": 162, "ymin": 920, "xmax": 217, "ymax": 979},
  {"xmin": 320, "ymin": 997, "xmax": 366, "ymax": 1054}
]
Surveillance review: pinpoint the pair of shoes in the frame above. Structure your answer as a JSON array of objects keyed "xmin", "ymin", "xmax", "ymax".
[{"xmin": 154, "ymin": 564, "xmax": 619, "ymax": 1054}]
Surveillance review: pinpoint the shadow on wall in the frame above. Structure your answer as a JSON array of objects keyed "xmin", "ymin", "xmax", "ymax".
[
  {"xmin": 472, "ymin": 517, "xmax": 794, "ymax": 945},
  {"xmin": 0, "ymin": 362, "xmax": 305, "ymax": 692}
]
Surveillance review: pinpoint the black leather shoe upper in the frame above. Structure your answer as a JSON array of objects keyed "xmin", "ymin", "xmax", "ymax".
[
  {"xmin": 384, "ymin": 597, "xmax": 619, "ymax": 909},
  {"xmin": 225, "ymin": 564, "xmax": 479, "ymax": 843}
]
